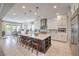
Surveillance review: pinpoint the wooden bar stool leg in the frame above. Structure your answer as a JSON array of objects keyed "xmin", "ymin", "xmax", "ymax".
[
  {"xmin": 32, "ymin": 48, "xmax": 33, "ymax": 53},
  {"xmin": 36, "ymin": 47, "xmax": 39, "ymax": 56},
  {"xmin": 32, "ymin": 44, "xmax": 39, "ymax": 55},
  {"xmin": 28, "ymin": 43, "xmax": 31, "ymax": 50},
  {"xmin": 28, "ymin": 46, "xmax": 30, "ymax": 51},
  {"xmin": 36, "ymin": 51, "xmax": 38, "ymax": 56},
  {"xmin": 25, "ymin": 43, "xmax": 27, "ymax": 48}
]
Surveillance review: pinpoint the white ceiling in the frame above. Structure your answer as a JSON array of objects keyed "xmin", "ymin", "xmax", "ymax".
[
  {"xmin": 2, "ymin": 3, "xmax": 71, "ymax": 23},
  {"xmin": 0, "ymin": 3, "xmax": 15, "ymax": 19}
]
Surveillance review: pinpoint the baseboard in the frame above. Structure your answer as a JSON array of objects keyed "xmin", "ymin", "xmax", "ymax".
[{"xmin": 52, "ymin": 39, "xmax": 67, "ymax": 43}]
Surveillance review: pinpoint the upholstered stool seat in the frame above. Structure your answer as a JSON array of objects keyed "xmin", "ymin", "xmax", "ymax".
[{"xmin": 31, "ymin": 41, "xmax": 39, "ymax": 56}]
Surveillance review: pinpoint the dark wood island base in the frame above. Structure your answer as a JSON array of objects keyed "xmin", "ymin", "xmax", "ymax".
[{"xmin": 20, "ymin": 33, "xmax": 51, "ymax": 53}]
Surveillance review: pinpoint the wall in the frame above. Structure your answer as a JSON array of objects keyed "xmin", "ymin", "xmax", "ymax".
[
  {"xmin": 47, "ymin": 18, "xmax": 58, "ymax": 29},
  {"xmin": 66, "ymin": 6, "xmax": 71, "ymax": 44},
  {"xmin": 34, "ymin": 19, "xmax": 40, "ymax": 29}
]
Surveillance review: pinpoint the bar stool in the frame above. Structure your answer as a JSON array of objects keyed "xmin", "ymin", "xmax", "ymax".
[
  {"xmin": 22, "ymin": 36, "xmax": 28, "ymax": 47},
  {"xmin": 17, "ymin": 35, "xmax": 20, "ymax": 44},
  {"xmin": 18, "ymin": 35, "xmax": 23, "ymax": 46},
  {"xmin": 31, "ymin": 40, "xmax": 40, "ymax": 56},
  {"xmin": 27, "ymin": 39, "xmax": 32, "ymax": 50},
  {"xmin": 20, "ymin": 38, "xmax": 24, "ymax": 47},
  {"xmin": 19, "ymin": 36, "xmax": 25, "ymax": 47},
  {"xmin": 24, "ymin": 37, "xmax": 30, "ymax": 48}
]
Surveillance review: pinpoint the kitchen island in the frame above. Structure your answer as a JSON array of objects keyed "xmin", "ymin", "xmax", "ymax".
[{"xmin": 20, "ymin": 33, "xmax": 51, "ymax": 53}]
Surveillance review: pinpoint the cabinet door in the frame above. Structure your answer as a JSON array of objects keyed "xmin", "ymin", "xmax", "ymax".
[{"xmin": 40, "ymin": 18, "xmax": 47, "ymax": 29}]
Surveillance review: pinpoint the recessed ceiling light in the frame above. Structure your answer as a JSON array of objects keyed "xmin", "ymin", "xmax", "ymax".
[
  {"xmin": 57, "ymin": 15, "xmax": 61, "ymax": 20},
  {"xmin": 22, "ymin": 6, "xmax": 26, "ymax": 9},
  {"xmin": 12, "ymin": 13, "xmax": 16, "ymax": 15},
  {"xmin": 53, "ymin": 5, "xmax": 57, "ymax": 8},
  {"xmin": 34, "ymin": 12, "xmax": 37, "ymax": 15}
]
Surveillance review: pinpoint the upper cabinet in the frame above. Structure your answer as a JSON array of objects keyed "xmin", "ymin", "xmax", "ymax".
[
  {"xmin": 40, "ymin": 18, "xmax": 47, "ymax": 30},
  {"xmin": 40, "ymin": 18, "xmax": 47, "ymax": 32}
]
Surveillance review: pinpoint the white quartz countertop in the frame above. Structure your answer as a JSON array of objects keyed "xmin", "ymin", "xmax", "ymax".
[{"xmin": 20, "ymin": 33, "xmax": 51, "ymax": 40}]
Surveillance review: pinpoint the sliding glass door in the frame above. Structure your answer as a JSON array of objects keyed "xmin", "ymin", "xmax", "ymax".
[{"xmin": 3, "ymin": 23, "xmax": 21, "ymax": 36}]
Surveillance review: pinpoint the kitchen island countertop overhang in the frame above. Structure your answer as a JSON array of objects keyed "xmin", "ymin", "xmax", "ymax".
[{"xmin": 20, "ymin": 33, "xmax": 51, "ymax": 40}]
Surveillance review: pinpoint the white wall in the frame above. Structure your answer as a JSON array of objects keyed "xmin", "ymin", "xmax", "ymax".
[
  {"xmin": 67, "ymin": 9, "xmax": 71, "ymax": 43},
  {"xmin": 34, "ymin": 19, "xmax": 40, "ymax": 29},
  {"xmin": 47, "ymin": 18, "xmax": 58, "ymax": 29}
]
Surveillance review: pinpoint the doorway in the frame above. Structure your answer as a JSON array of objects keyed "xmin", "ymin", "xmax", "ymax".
[{"xmin": 3, "ymin": 22, "xmax": 21, "ymax": 36}]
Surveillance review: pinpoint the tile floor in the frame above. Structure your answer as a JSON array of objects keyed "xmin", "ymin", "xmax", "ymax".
[{"xmin": 0, "ymin": 36, "xmax": 73, "ymax": 56}]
